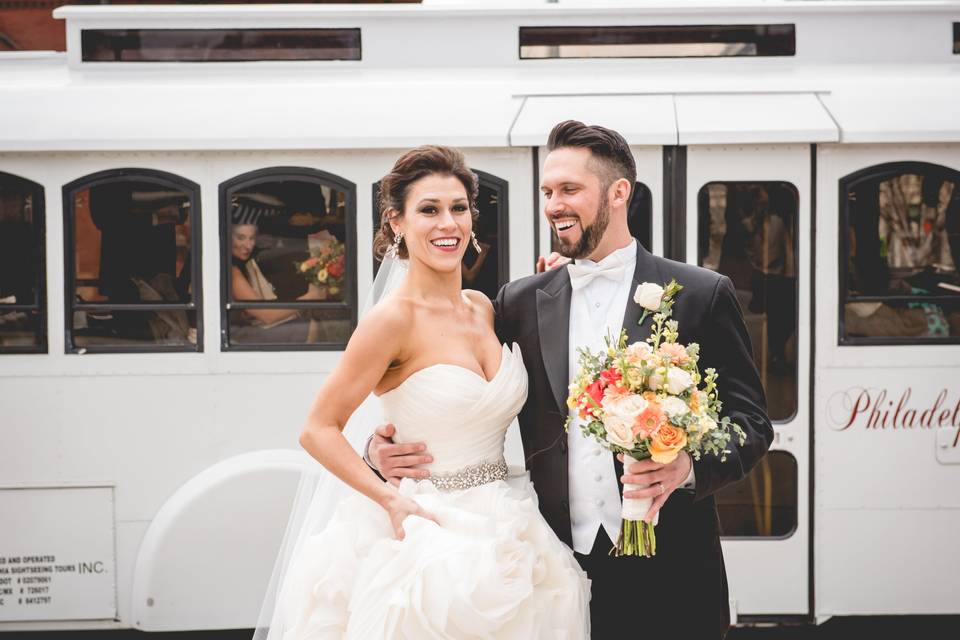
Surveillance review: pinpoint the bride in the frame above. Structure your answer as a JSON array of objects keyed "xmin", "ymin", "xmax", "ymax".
[{"xmin": 258, "ymin": 145, "xmax": 590, "ymax": 639}]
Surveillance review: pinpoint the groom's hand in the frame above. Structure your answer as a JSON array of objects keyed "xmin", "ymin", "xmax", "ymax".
[
  {"xmin": 618, "ymin": 452, "xmax": 693, "ymax": 523},
  {"xmin": 369, "ymin": 423, "xmax": 432, "ymax": 486}
]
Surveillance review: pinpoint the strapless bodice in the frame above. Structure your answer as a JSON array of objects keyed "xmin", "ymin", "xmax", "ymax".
[{"xmin": 378, "ymin": 342, "xmax": 527, "ymax": 474}]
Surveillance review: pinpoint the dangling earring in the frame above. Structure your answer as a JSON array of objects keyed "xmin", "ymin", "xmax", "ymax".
[
  {"xmin": 387, "ymin": 231, "xmax": 404, "ymax": 258},
  {"xmin": 471, "ymin": 231, "xmax": 482, "ymax": 254}
]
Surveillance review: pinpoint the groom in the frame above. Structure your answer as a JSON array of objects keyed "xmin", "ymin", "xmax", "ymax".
[{"xmin": 371, "ymin": 120, "xmax": 773, "ymax": 638}]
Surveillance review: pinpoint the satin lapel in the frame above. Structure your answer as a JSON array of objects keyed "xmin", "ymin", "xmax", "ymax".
[
  {"xmin": 621, "ymin": 242, "xmax": 666, "ymax": 346},
  {"xmin": 536, "ymin": 269, "xmax": 572, "ymax": 414}
]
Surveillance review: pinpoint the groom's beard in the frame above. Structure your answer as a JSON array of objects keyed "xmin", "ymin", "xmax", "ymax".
[{"xmin": 555, "ymin": 196, "xmax": 611, "ymax": 260}]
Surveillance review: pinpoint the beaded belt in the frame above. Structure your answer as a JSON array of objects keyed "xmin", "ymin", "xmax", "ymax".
[{"xmin": 427, "ymin": 458, "xmax": 508, "ymax": 492}]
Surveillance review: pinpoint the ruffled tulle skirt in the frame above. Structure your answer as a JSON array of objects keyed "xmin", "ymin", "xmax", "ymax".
[{"xmin": 278, "ymin": 474, "xmax": 590, "ymax": 639}]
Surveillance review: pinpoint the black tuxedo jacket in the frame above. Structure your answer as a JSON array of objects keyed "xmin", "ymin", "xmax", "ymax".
[{"xmin": 494, "ymin": 242, "xmax": 773, "ymax": 633}]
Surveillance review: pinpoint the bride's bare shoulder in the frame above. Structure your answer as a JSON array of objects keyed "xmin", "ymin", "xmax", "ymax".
[
  {"xmin": 353, "ymin": 295, "xmax": 415, "ymax": 344},
  {"xmin": 463, "ymin": 289, "xmax": 494, "ymax": 323}
]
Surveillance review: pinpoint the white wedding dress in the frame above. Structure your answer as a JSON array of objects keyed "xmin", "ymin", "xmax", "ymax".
[{"xmin": 276, "ymin": 343, "xmax": 590, "ymax": 639}]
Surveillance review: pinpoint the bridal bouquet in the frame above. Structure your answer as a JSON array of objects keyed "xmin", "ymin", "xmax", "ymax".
[
  {"xmin": 565, "ymin": 279, "xmax": 745, "ymax": 557},
  {"xmin": 296, "ymin": 230, "xmax": 346, "ymax": 300}
]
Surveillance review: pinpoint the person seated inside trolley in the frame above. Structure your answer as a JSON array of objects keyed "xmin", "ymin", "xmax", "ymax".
[{"xmin": 229, "ymin": 205, "xmax": 325, "ymax": 344}]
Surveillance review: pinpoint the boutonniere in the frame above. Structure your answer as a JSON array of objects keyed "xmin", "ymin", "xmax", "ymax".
[{"xmin": 634, "ymin": 279, "xmax": 683, "ymax": 325}]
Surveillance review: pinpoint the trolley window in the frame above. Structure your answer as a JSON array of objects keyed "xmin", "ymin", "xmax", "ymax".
[
  {"xmin": 64, "ymin": 170, "xmax": 201, "ymax": 353},
  {"xmin": 841, "ymin": 162, "xmax": 960, "ymax": 344},
  {"xmin": 372, "ymin": 170, "xmax": 510, "ymax": 301},
  {"xmin": 716, "ymin": 450, "xmax": 798, "ymax": 539},
  {"xmin": 519, "ymin": 24, "xmax": 795, "ymax": 59},
  {"xmin": 698, "ymin": 181, "xmax": 799, "ymax": 422},
  {"xmin": 81, "ymin": 28, "xmax": 361, "ymax": 63},
  {"xmin": 221, "ymin": 168, "xmax": 357, "ymax": 351},
  {"xmin": 0, "ymin": 172, "xmax": 45, "ymax": 353}
]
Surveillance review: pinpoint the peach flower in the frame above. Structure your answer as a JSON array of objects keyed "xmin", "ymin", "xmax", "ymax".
[
  {"xmin": 633, "ymin": 401, "xmax": 667, "ymax": 441},
  {"xmin": 658, "ymin": 342, "xmax": 691, "ymax": 366}
]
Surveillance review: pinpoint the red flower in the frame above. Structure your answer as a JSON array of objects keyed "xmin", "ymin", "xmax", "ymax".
[
  {"xmin": 327, "ymin": 260, "xmax": 345, "ymax": 279},
  {"xmin": 579, "ymin": 380, "xmax": 605, "ymax": 419},
  {"xmin": 599, "ymin": 367, "xmax": 622, "ymax": 389}
]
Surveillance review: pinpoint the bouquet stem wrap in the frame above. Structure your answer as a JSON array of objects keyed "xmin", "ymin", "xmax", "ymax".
[{"xmin": 616, "ymin": 454, "xmax": 658, "ymax": 557}]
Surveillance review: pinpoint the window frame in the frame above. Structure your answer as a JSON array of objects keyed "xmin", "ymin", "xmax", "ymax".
[
  {"xmin": 518, "ymin": 24, "xmax": 796, "ymax": 60},
  {"xmin": 219, "ymin": 166, "xmax": 358, "ymax": 352},
  {"xmin": 81, "ymin": 28, "xmax": 362, "ymax": 63},
  {"xmin": 696, "ymin": 180, "xmax": 801, "ymax": 424},
  {"xmin": 0, "ymin": 171, "xmax": 46, "ymax": 354},
  {"xmin": 62, "ymin": 168, "xmax": 203, "ymax": 354},
  {"xmin": 716, "ymin": 449, "xmax": 799, "ymax": 541},
  {"xmin": 838, "ymin": 161, "xmax": 960, "ymax": 346}
]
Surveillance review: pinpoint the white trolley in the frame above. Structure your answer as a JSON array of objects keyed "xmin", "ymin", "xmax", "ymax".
[{"xmin": 0, "ymin": 1, "xmax": 958, "ymax": 632}]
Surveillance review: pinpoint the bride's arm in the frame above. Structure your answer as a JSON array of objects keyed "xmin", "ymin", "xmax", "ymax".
[{"xmin": 299, "ymin": 302, "xmax": 437, "ymax": 539}]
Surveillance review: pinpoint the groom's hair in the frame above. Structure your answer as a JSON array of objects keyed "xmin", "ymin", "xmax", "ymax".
[{"xmin": 547, "ymin": 120, "xmax": 637, "ymax": 191}]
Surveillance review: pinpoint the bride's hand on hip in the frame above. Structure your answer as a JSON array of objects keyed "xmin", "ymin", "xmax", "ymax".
[
  {"xmin": 370, "ymin": 423, "xmax": 433, "ymax": 486},
  {"xmin": 383, "ymin": 492, "xmax": 439, "ymax": 540}
]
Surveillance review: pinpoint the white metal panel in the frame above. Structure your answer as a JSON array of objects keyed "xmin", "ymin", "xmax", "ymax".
[
  {"xmin": 676, "ymin": 93, "xmax": 839, "ymax": 145},
  {"xmin": 0, "ymin": 487, "xmax": 116, "ymax": 621},
  {"xmin": 814, "ymin": 142, "xmax": 960, "ymax": 618},
  {"xmin": 510, "ymin": 95, "xmax": 677, "ymax": 146},
  {"xmin": 686, "ymin": 144, "xmax": 813, "ymax": 615}
]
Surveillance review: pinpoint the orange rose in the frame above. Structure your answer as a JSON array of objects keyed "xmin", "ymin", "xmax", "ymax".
[{"xmin": 648, "ymin": 424, "xmax": 688, "ymax": 464}]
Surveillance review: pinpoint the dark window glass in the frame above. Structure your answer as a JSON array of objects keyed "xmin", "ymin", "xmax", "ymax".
[
  {"xmin": 0, "ymin": 173, "xmax": 45, "ymax": 353},
  {"xmin": 698, "ymin": 182, "xmax": 799, "ymax": 422},
  {"xmin": 550, "ymin": 182, "xmax": 652, "ymax": 254},
  {"xmin": 519, "ymin": 24, "xmax": 795, "ymax": 59},
  {"xmin": 65, "ymin": 171, "xmax": 200, "ymax": 352},
  {"xmin": 222, "ymin": 168, "xmax": 356, "ymax": 350},
  {"xmin": 716, "ymin": 451, "xmax": 798, "ymax": 538},
  {"xmin": 82, "ymin": 28, "xmax": 361, "ymax": 63},
  {"xmin": 954, "ymin": 23, "xmax": 959, "ymax": 54},
  {"xmin": 373, "ymin": 170, "xmax": 510, "ymax": 301},
  {"xmin": 841, "ymin": 164, "xmax": 960, "ymax": 344}
]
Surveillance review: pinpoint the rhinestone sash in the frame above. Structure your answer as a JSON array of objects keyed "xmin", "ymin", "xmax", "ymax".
[{"xmin": 427, "ymin": 458, "xmax": 508, "ymax": 492}]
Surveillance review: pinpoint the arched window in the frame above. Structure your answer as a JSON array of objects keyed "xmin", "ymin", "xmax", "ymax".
[
  {"xmin": 0, "ymin": 172, "xmax": 45, "ymax": 353},
  {"xmin": 220, "ymin": 167, "xmax": 357, "ymax": 350},
  {"xmin": 372, "ymin": 169, "xmax": 510, "ymax": 301},
  {"xmin": 840, "ymin": 162, "xmax": 960, "ymax": 344},
  {"xmin": 63, "ymin": 169, "xmax": 201, "ymax": 353}
]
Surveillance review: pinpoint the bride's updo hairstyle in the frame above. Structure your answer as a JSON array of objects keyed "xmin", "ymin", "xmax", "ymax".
[{"xmin": 374, "ymin": 145, "xmax": 480, "ymax": 261}]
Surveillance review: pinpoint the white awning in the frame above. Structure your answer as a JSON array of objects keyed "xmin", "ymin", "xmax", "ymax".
[
  {"xmin": 0, "ymin": 77, "xmax": 524, "ymax": 151},
  {"xmin": 819, "ymin": 78, "xmax": 960, "ymax": 143},
  {"xmin": 509, "ymin": 94, "xmax": 677, "ymax": 146},
  {"xmin": 674, "ymin": 92, "xmax": 839, "ymax": 145}
]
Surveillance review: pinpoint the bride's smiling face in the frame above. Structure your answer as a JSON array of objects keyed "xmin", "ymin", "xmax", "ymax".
[{"xmin": 391, "ymin": 173, "xmax": 473, "ymax": 274}]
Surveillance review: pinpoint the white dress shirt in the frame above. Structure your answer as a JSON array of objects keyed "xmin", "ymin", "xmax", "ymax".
[
  {"xmin": 566, "ymin": 239, "xmax": 694, "ymax": 554},
  {"xmin": 566, "ymin": 240, "xmax": 639, "ymax": 554}
]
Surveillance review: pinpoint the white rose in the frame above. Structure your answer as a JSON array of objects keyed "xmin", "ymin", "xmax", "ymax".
[
  {"xmin": 662, "ymin": 396, "xmax": 690, "ymax": 418},
  {"xmin": 699, "ymin": 416, "xmax": 717, "ymax": 433},
  {"xmin": 665, "ymin": 367, "xmax": 694, "ymax": 395},
  {"xmin": 602, "ymin": 393, "xmax": 648, "ymax": 420},
  {"xmin": 633, "ymin": 282, "xmax": 665, "ymax": 311},
  {"xmin": 603, "ymin": 415, "xmax": 636, "ymax": 448}
]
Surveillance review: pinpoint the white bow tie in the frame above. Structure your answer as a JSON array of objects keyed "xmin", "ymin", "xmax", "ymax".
[{"xmin": 567, "ymin": 259, "xmax": 626, "ymax": 291}]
